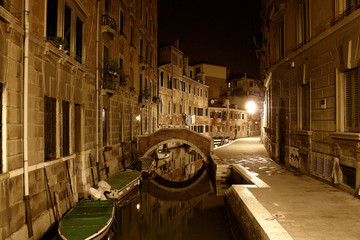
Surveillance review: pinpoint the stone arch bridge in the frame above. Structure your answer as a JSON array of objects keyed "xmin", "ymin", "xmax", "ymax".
[{"xmin": 137, "ymin": 128, "xmax": 213, "ymax": 161}]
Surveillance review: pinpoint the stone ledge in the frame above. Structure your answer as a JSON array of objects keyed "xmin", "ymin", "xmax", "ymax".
[
  {"xmin": 225, "ymin": 185, "xmax": 293, "ymax": 240},
  {"xmin": 330, "ymin": 132, "xmax": 360, "ymax": 140},
  {"xmin": 232, "ymin": 164, "xmax": 270, "ymax": 188}
]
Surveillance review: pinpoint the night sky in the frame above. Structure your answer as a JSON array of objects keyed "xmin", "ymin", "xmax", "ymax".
[{"xmin": 158, "ymin": 0, "xmax": 262, "ymax": 78}]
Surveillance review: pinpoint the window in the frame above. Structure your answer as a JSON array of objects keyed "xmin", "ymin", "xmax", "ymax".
[
  {"xmin": 301, "ymin": 84, "xmax": 310, "ymax": 130},
  {"xmin": 140, "ymin": 0, "xmax": 143, "ymax": 18},
  {"xmin": 140, "ymin": 37, "xmax": 143, "ymax": 57},
  {"xmin": 119, "ymin": 112, "xmax": 123, "ymax": 142},
  {"xmin": 0, "ymin": 84, "xmax": 2, "ymax": 172},
  {"xmin": 217, "ymin": 112, "xmax": 221, "ymax": 118},
  {"xmin": 189, "ymin": 106, "xmax": 191, "ymax": 115},
  {"xmin": 297, "ymin": 0, "xmax": 309, "ymax": 46},
  {"xmin": 173, "ymin": 78, "xmax": 177, "ymax": 89},
  {"xmin": 46, "ymin": 0, "xmax": 84, "ymax": 62},
  {"xmin": 277, "ymin": 22, "xmax": 285, "ymax": 60},
  {"xmin": 63, "ymin": 101, "xmax": 70, "ymax": 156},
  {"xmin": 130, "ymin": 24, "xmax": 134, "ymax": 46},
  {"xmin": 189, "ymin": 84, "xmax": 191, "ymax": 94},
  {"xmin": 210, "ymin": 112, "xmax": 214, "ymax": 118},
  {"xmin": 190, "ymin": 70, "xmax": 193, "ymax": 78},
  {"xmin": 250, "ymin": 81, "xmax": 254, "ymax": 87},
  {"xmin": 129, "ymin": 113, "xmax": 133, "ymax": 140},
  {"xmin": 105, "ymin": 0, "xmax": 110, "ymax": 14},
  {"xmin": 206, "ymin": 108, "xmax": 208, "ymax": 116},
  {"xmin": 168, "ymin": 76, "xmax": 172, "ymax": 89},
  {"xmin": 160, "ymin": 100, "xmax": 163, "ymax": 114},
  {"xmin": 119, "ymin": 9, "xmax": 124, "ymax": 34},
  {"xmin": 75, "ymin": 18, "xmax": 83, "ymax": 62},
  {"xmin": 344, "ymin": 67, "xmax": 360, "ymax": 132},
  {"xmin": 193, "ymin": 86, "xmax": 195, "ymax": 95},
  {"xmin": 45, "ymin": 96, "xmax": 56, "ymax": 161},
  {"xmin": 160, "ymin": 72, "xmax": 164, "ymax": 87},
  {"xmin": 119, "ymin": 57, "xmax": 123, "ymax": 70},
  {"xmin": 102, "ymin": 109, "xmax": 108, "ymax": 145},
  {"xmin": 180, "ymin": 104, "xmax": 183, "ymax": 114},
  {"xmin": 198, "ymin": 108, "xmax": 203, "ymax": 116},
  {"xmin": 195, "ymin": 67, "xmax": 200, "ymax": 73},
  {"xmin": 64, "ymin": 5, "xmax": 71, "ymax": 53},
  {"xmin": 168, "ymin": 101, "xmax": 171, "ymax": 114},
  {"xmin": 173, "ymin": 104, "xmax": 176, "ymax": 114},
  {"xmin": 46, "ymin": 0, "xmax": 58, "ymax": 39},
  {"xmin": 140, "ymin": 74, "xmax": 143, "ymax": 92},
  {"xmin": 194, "ymin": 107, "xmax": 197, "ymax": 116},
  {"xmin": 200, "ymin": 89, "xmax": 203, "ymax": 97}
]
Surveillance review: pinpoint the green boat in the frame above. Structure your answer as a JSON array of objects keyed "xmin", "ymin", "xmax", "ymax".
[{"xmin": 58, "ymin": 200, "xmax": 115, "ymax": 240}]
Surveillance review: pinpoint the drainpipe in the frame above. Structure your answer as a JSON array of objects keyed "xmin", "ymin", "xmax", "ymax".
[
  {"xmin": 24, "ymin": 0, "xmax": 33, "ymax": 237},
  {"xmin": 96, "ymin": 0, "xmax": 100, "ymax": 180}
]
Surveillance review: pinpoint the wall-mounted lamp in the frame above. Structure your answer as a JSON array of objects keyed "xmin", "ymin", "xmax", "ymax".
[
  {"xmin": 291, "ymin": 61, "xmax": 295, "ymax": 68},
  {"xmin": 136, "ymin": 115, "xmax": 141, "ymax": 121}
]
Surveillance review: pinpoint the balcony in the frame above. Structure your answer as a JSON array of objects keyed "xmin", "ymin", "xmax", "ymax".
[
  {"xmin": 102, "ymin": 14, "xmax": 117, "ymax": 36},
  {"xmin": 102, "ymin": 71, "xmax": 127, "ymax": 92}
]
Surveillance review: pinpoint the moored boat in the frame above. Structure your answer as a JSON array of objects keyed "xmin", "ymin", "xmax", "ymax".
[{"xmin": 58, "ymin": 200, "xmax": 115, "ymax": 240}]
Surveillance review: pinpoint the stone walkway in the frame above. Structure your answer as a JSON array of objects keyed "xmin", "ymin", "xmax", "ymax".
[{"xmin": 215, "ymin": 137, "xmax": 360, "ymax": 240}]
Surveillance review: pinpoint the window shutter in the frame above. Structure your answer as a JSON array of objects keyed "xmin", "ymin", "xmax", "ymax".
[
  {"xmin": 354, "ymin": 67, "xmax": 360, "ymax": 129},
  {"xmin": 345, "ymin": 67, "xmax": 360, "ymax": 132}
]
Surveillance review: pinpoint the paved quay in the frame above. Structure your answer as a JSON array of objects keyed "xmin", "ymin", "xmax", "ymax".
[{"xmin": 215, "ymin": 137, "xmax": 360, "ymax": 240}]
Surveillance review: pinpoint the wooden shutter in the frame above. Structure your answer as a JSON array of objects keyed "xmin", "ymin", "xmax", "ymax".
[
  {"xmin": 345, "ymin": 67, "xmax": 360, "ymax": 132},
  {"xmin": 45, "ymin": 96, "xmax": 56, "ymax": 160},
  {"xmin": 63, "ymin": 101, "xmax": 69, "ymax": 156}
]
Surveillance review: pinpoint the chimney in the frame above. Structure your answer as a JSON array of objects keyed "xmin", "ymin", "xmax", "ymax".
[{"xmin": 174, "ymin": 39, "xmax": 179, "ymax": 49}]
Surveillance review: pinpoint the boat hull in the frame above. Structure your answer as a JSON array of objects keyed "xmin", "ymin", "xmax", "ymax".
[{"xmin": 58, "ymin": 200, "xmax": 115, "ymax": 240}]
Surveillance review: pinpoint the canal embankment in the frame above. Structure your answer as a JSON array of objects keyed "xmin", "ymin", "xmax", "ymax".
[{"xmin": 214, "ymin": 137, "xmax": 360, "ymax": 240}]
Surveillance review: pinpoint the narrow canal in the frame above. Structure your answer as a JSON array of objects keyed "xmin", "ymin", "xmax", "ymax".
[
  {"xmin": 111, "ymin": 140, "xmax": 242, "ymax": 240},
  {"xmin": 111, "ymin": 185, "xmax": 238, "ymax": 240}
]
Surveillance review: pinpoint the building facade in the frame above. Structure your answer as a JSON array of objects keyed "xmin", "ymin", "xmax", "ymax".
[
  {"xmin": 158, "ymin": 43, "xmax": 209, "ymax": 135},
  {"xmin": 208, "ymin": 99, "xmax": 248, "ymax": 139},
  {"xmin": 0, "ymin": 0, "xmax": 157, "ymax": 239},
  {"xmin": 192, "ymin": 61, "xmax": 227, "ymax": 100},
  {"xmin": 260, "ymin": 0, "xmax": 360, "ymax": 194}
]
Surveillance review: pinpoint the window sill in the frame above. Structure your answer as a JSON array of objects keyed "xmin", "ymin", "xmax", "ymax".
[
  {"xmin": 330, "ymin": 132, "xmax": 360, "ymax": 140},
  {"xmin": 293, "ymin": 130, "xmax": 313, "ymax": 136}
]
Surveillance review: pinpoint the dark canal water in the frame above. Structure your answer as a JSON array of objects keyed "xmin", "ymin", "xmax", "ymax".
[{"xmin": 111, "ymin": 185, "xmax": 236, "ymax": 240}]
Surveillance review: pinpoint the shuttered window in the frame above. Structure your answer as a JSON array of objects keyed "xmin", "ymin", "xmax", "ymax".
[
  {"xmin": 45, "ymin": 96, "xmax": 56, "ymax": 161},
  {"xmin": 63, "ymin": 101, "xmax": 70, "ymax": 156},
  {"xmin": 0, "ymin": 84, "xmax": 2, "ymax": 172},
  {"xmin": 345, "ymin": 67, "xmax": 360, "ymax": 132}
]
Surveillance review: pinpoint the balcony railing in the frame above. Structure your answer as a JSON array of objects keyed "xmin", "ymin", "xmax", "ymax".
[
  {"xmin": 102, "ymin": 14, "xmax": 117, "ymax": 32},
  {"xmin": 102, "ymin": 71, "xmax": 127, "ymax": 91},
  {"xmin": 102, "ymin": 72, "xmax": 117, "ymax": 90}
]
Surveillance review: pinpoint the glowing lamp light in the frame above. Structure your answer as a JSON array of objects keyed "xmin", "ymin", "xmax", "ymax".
[
  {"xmin": 246, "ymin": 101, "xmax": 256, "ymax": 114},
  {"xmin": 136, "ymin": 203, "xmax": 140, "ymax": 210},
  {"xmin": 136, "ymin": 115, "xmax": 141, "ymax": 121}
]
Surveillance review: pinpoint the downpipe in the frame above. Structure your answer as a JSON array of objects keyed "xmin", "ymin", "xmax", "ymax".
[{"xmin": 24, "ymin": 0, "xmax": 33, "ymax": 237}]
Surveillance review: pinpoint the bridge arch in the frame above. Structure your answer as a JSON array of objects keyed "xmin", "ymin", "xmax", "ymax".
[{"xmin": 138, "ymin": 128, "xmax": 213, "ymax": 162}]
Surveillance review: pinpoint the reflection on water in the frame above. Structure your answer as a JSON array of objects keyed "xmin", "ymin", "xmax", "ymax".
[
  {"xmin": 151, "ymin": 142, "xmax": 204, "ymax": 182},
  {"xmin": 112, "ymin": 187, "xmax": 235, "ymax": 240}
]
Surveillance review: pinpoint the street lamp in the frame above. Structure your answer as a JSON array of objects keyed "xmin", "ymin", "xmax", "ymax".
[{"xmin": 246, "ymin": 101, "xmax": 256, "ymax": 114}]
